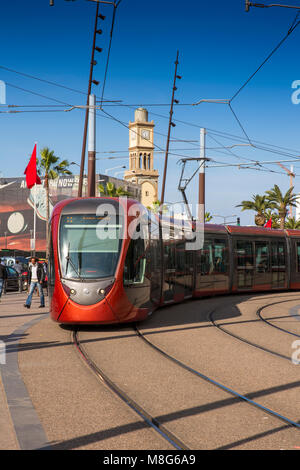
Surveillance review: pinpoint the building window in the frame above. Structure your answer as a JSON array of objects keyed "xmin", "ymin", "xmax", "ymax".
[{"xmin": 145, "ymin": 191, "xmax": 149, "ymax": 196}]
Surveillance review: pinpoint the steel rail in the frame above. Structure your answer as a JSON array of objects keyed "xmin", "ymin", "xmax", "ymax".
[
  {"xmin": 72, "ymin": 329, "xmax": 189, "ymax": 450},
  {"xmin": 134, "ymin": 323, "xmax": 300, "ymax": 431},
  {"xmin": 208, "ymin": 296, "xmax": 300, "ymax": 361},
  {"xmin": 257, "ymin": 299, "xmax": 300, "ymax": 338}
]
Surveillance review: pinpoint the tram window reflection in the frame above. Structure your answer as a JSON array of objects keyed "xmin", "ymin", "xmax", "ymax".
[
  {"xmin": 124, "ymin": 230, "xmax": 146, "ymax": 285},
  {"xmin": 59, "ymin": 214, "xmax": 123, "ymax": 280},
  {"xmin": 296, "ymin": 242, "xmax": 300, "ymax": 272},
  {"xmin": 255, "ymin": 241, "xmax": 269, "ymax": 273}
]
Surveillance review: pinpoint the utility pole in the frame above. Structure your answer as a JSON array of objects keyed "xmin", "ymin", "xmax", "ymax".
[
  {"xmin": 198, "ymin": 128, "xmax": 206, "ymax": 223},
  {"xmin": 160, "ymin": 51, "xmax": 181, "ymax": 205},
  {"xmin": 88, "ymin": 94, "xmax": 96, "ymax": 197},
  {"xmin": 78, "ymin": 2, "xmax": 104, "ymax": 197}
]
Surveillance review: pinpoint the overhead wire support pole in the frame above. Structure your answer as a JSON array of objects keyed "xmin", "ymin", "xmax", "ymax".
[
  {"xmin": 160, "ymin": 50, "xmax": 181, "ymax": 205},
  {"xmin": 78, "ymin": 1, "xmax": 100, "ymax": 197},
  {"xmin": 88, "ymin": 94, "xmax": 96, "ymax": 197},
  {"xmin": 178, "ymin": 156, "xmax": 211, "ymax": 222},
  {"xmin": 198, "ymin": 128, "xmax": 206, "ymax": 223}
]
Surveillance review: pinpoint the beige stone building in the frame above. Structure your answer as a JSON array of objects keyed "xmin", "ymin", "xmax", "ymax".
[{"xmin": 124, "ymin": 108, "xmax": 159, "ymax": 207}]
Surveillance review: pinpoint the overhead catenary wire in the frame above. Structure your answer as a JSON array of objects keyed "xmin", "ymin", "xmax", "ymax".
[
  {"xmin": 230, "ymin": 12, "xmax": 300, "ymax": 103},
  {"xmin": 5, "ymin": 78, "xmax": 300, "ymax": 168},
  {"xmin": 4, "ymin": 64, "xmax": 300, "ymax": 161},
  {"xmin": 99, "ymin": 3, "xmax": 117, "ymax": 106}
]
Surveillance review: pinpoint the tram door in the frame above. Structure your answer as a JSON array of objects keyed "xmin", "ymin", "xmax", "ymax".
[
  {"xmin": 184, "ymin": 247, "xmax": 194, "ymax": 298},
  {"xmin": 196, "ymin": 237, "xmax": 215, "ymax": 293},
  {"xmin": 235, "ymin": 240, "xmax": 254, "ymax": 290},
  {"xmin": 163, "ymin": 243, "xmax": 176, "ymax": 302},
  {"xmin": 271, "ymin": 241, "xmax": 286, "ymax": 288},
  {"xmin": 150, "ymin": 238, "xmax": 163, "ymax": 306},
  {"xmin": 254, "ymin": 241, "xmax": 271, "ymax": 289},
  {"xmin": 174, "ymin": 242, "xmax": 186, "ymax": 300},
  {"xmin": 149, "ymin": 216, "xmax": 163, "ymax": 306}
]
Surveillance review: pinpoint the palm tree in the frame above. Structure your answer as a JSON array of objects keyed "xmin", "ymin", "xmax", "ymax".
[
  {"xmin": 205, "ymin": 212, "xmax": 213, "ymax": 223},
  {"xmin": 38, "ymin": 147, "xmax": 72, "ymax": 255},
  {"xmin": 265, "ymin": 185, "xmax": 298, "ymax": 230},
  {"xmin": 98, "ymin": 181, "xmax": 132, "ymax": 197},
  {"xmin": 236, "ymin": 194, "xmax": 274, "ymax": 226},
  {"xmin": 147, "ymin": 200, "xmax": 168, "ymax": 213},
  {"xmin": 285, "ymin": 217, "xmax": 300, "ymax": 229}
]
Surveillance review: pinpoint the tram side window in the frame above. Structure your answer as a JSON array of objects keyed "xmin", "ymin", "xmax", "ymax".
[
  {"xmin": 176, "ymin": 242, "xmax": 185, "ymax": 275},
  {"xmin": 236, "ymin": 240, "xmax": 253, "ymax": 268},
  {"xmin": 124, "ymin": 236, "xmax": 146, "ymax": 285},
  {"xmin": 271, "ymin": 242, "xmax": 285, "ymax": 267},
  {"xmin": 296, "ymin": 242, "xmax": 300, "ymax": 272},
  {"xmin": 278, "ymin": 242, "xmax": 286, "ymax": 267},
  {"xmin": 164, "ymin": 244, "xmax": 176, "ymax": 271},
  {"xmin": 255, "ymin": 242, "xmax": 269, "ymax": 273},
  {"xmin": 214, "ymin": 239, "xmax": 227, "ymax": 273},
  {"xmin": 199, "ymin": 239, "xmax": 214, "ymax": 275}
]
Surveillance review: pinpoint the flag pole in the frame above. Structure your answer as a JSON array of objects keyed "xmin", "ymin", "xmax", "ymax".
[
  {"xmin": 33, "ymin": 184, "xmax": 36, "ymax": 256},
  {"xmin": 33, "ymin": 141, "xmax": 37, "ymax": 256},
  {"xmin": 24, "ymin": 142, "xmax": 41, "ymax": 257}
]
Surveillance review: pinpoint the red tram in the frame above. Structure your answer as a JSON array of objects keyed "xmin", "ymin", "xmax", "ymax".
[{"xmin": 49, "ymin": 197, "xmax": 300, "ymax": 324}]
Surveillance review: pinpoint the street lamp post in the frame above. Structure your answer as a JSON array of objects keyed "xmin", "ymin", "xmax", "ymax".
[
  {"xmin": 245, "ymin": 1, "xmax": 300, "ymax": 12},
  {"xmin": 212, "ymin": 214, "xmax": 237, "ymax": 225},
  {"xmin": 105, "ymin": 165, "xmax": 126, "ymax": 175}
]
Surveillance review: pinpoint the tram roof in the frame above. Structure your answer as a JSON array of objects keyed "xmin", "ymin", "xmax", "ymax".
[{"xmin": 225, "ymin": 225, "xmax": 286, "ymax": 237}]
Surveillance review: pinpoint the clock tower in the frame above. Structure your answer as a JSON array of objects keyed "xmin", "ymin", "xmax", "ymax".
[{"xmin": 124, "ymin": 108, "xmax": 159, "ymax": 207}]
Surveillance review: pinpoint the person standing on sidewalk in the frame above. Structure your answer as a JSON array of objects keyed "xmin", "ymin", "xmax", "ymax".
[
  {"xmin": 24, "ymin": 257, "xmax": 45, "ymax": 309},
  {"xmin": 0, "ymin": 260, "xmax": 7, "ymax": 301}
]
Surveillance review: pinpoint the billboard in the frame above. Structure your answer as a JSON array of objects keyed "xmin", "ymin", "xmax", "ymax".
[{"xmin": 0, "ymin": 175, "xmax": 140, "ymax": 254}]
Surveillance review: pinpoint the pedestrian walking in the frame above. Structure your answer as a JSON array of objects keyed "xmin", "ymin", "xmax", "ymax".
[
  {"xmin": 24, "ymin": 257, "xmax": 45, "ymax": 309},
  {"xmin": 13, "ymin": 260, "xmax": 23, "ymax": 293},
  {"xmin": 0, "ymin": 260, "xmax": 7, "ymax": 301}
]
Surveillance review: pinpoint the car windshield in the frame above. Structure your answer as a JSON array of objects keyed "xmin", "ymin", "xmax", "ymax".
[{"xmin": 59, "ymin": 213, "xmax": 123, "ymax": 280}]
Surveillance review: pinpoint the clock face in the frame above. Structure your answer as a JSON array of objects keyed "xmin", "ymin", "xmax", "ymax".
[{"xmin": 141, "ymin": 129, "xmax": 150, "ymax": 140}]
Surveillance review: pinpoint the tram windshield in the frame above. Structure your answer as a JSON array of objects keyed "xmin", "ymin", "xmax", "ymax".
[{"xmin": 59, "ymin": 213, "xmax": 123, "ymax": 280}]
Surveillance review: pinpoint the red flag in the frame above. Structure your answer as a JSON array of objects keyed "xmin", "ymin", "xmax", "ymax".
[
  {"xmin": 264, "ymin": 219, "xmax": 272, "ymax": 228},
  {"xmin": 24, "ymin": 144, "xmax": 41, "ymax": 189}
]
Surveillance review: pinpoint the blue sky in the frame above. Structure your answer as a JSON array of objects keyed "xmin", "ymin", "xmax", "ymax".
[{"xmin": 1, "ymin": 0, "xmax": 300, "ymax": 224}]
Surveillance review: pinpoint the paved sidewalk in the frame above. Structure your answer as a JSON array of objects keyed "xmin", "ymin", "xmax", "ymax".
[{"xmin": 0, "ymin": 291, "xmax": 48, "ymax": 450}]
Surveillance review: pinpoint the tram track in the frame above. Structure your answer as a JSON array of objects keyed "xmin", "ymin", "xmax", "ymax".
[
  {"xmin": 71, "ymin": 294, "xmax": 300, "ymax": 449},
  {"xmin": 72, "ymin": 329, "xmax": 189, "ymax": 451},
  {"xmin": 257, "ymin": 299, "xmax": 300, "ymax": 339},
  {"xmin": 134, "ymin": 321, "xmax": 300, "ymax": 434},
  {"xmin": 209, "ymin": 297, "xmax": 300, "ymax": 362}
]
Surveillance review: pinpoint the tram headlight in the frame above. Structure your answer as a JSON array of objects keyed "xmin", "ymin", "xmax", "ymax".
[{"xmin": 97, "ymin": 283, "xmax": 114, "ymax": 297}]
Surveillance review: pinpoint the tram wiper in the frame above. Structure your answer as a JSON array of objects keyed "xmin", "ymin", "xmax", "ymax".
[{"xmin": 65, "ymin": 244, "xmax": 84, "ymax": 282}]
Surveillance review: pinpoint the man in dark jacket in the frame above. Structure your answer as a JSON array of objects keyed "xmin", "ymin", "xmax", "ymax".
[
  {"xmin": 0, "ymin": 260, "xmax": 7, "ymax": 301},
  {"xmin": 24, "ymin": 257, "xmax": 45, "ymax": 309}
]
